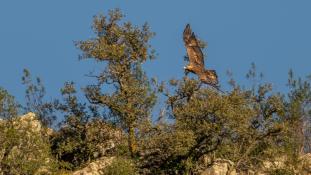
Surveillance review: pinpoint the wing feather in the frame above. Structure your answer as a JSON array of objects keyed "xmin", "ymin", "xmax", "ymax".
[{"xmin": 183, "ymin": 24, "xmax": 205, "ymax": 68}]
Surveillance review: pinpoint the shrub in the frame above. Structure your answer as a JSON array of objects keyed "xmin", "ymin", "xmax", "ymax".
[{"xmin": 103, "ymin": 157, "xmax": 137, "ymax": 175}]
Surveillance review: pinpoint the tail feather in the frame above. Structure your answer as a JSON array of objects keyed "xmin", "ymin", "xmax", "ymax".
[{"xmin": 200, "ymin": 69, "xmax": 218, "ymax": 85}]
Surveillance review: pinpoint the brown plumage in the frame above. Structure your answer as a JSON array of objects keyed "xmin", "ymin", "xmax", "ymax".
[{"xmin": 183, "ymin": 24, "xmax": 218, "ymax": 86}]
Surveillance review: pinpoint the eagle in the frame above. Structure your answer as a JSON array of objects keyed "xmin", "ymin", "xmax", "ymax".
[{"xmin": 183, "ymin": 24, "xmax": 218, "ymax": 86}]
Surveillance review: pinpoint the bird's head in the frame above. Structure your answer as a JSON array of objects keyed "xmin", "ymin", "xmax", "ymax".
[{"xmin": 184, "ymin": 66, "xmax": 190, "ymax": 75}]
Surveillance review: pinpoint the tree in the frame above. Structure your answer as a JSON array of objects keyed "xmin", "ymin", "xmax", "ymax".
[
  {"xmin": 22, "ymin": 69, "xmax": 55, "ymax": 127},
  {"xmin": 0, "ymin": 87, "xmax": 19, "ymax": 120},
  {"xmin": 285, "ymin": 70, "xmax": 311, "ymax": 155},
  {"xmin": 76, "ymin": 9, "xmax": 157, "ymax": 157},
  {"xmin": 51, "ymin": 82, "xmax": 93, "ymax": 169},
  {"xmin": 139, "ymin": 65, "xmax": 290, "ymax": 174},
  {"xmin": 51, "ymin": 82, "xmax": 120, "ymax": 170}
]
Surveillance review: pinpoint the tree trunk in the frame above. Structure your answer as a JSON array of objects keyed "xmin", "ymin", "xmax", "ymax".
[{"xmin": 128, "ymin": 125, "xmax": 137, "ymax": 157}]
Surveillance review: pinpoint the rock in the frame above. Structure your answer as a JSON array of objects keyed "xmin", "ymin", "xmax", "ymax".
[
  {"xmin": 200, "ymin": 159, "xmax": 236, "ymax": 175},
  {"xmin": 1, "ymin": 112, "xmax": 53, "ymax": 136},
  {"xmin": 85, "ymin": 119, "xmax": 123, "ymax": 157},
  {"xmin": 13, "ymin": 112, "xmax": 41, "ymax": 132},
  {"xmin": 72, "ymin": 157, "xmax": 115, "ymax": 175},
  {"xmin": 262, "ymin": 156, "xmax": 286, "ymax": 170},
  {"xmin": 0, "ymin": 112, "xmax": 55, "ymax": 175},
  {"xmin": 198, "ymin": 154, "xmax": 311, "ymax": 175},
  {"xmin": 299, "ymin": 153, "xmax": 311, "ymax": 173}
]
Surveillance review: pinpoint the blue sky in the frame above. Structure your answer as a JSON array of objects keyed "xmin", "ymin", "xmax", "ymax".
[{"xmin": 1, "ymin": 0, "xmax": 311, "ymax": 103}]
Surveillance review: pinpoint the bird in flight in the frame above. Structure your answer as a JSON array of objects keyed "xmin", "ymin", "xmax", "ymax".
[{"xmin": 183, "ymin": 24, "xmax": 218, "ymax": 87}]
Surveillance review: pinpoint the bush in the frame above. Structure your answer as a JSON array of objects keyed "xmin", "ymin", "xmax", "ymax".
[
  {"xmin": 0, "ymin": 113, "xmax": 57, "ymax": 175},
  {"xmin": 268, "ymin": 168, "xmax": 295, "ymax": 175},
  {"xmin": 103, "ymin": 157, "xmax": 137, "ymax": 175},
  {"xmin": 51, "ymin": 118, "xmax": 122, "ymax": 170}
]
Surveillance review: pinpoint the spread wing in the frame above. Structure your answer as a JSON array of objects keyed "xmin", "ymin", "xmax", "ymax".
[{"xmin": 183, "ymin": 24, "xmax": 205, "ymax": 69}]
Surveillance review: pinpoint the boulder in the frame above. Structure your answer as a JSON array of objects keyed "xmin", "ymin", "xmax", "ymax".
[
  {"xmin": 200, "ymin": 159, "xmax": 236, "ymax": 175},
  {"xmin": 72, "ymin": 157, "xmax": 115, "ymax": 175},
  {"xmin": 85, "ymin": 119, "xmax": 123, "ymax": 157}
]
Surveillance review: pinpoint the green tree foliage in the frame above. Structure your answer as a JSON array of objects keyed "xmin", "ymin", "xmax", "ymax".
[
  {"xmin": 139, "ymin": 70, "xmax": 296, "ymax": 174},
  {"xmin": 76, "ymin": 9, "xmax": 157, "ymax": 157},
  {"xmin": 103, "ymin": 157, "xmax": 137, "ymax": 175},
  {"xmin": 51, "ymin": 82, "xmax": 93, "ymax": 169},
  {"xmin": 51, "ymin": 82, "xmax": 123, "ymax": 170},
  {"xmin": 51, "ymin": 82, "xmax": 96, "ymax": 169},
  {"xmin": 0, "ymin": 87, "xmax": 19, "ymax": 119},
  {"xmin": 282, "ymin": 70, "xmax": 311, "ymax": 171},
  {"xmin": 22, "ymin": 69, "xmax": 55, "ymax": 127}
]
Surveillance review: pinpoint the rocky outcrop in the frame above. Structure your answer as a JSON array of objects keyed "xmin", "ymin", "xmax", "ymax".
[
  {"xmin": 0, "ymin": 112, "xmax": 55, "ymax": 175},
  {"xmin": 12, "ymin": 112, "xmax": 43, "ymax": 133},
  {"xmin": 85, "ymin": 120, "xmax": 123, "ymax": 158},
  {"xmin": 198, "ymin": 154, "xmax": 311, "ymax": 175},
  {"xmin": 72, "ymin": 157, "xmax": 115, "ymax": 175},
  {"xmin": 200, "ymin": 159, "xmax": 236, "ymax": 175},
  {"xmin": 297, "ymin": 153, "xmax": 311, "ymax": 174}
]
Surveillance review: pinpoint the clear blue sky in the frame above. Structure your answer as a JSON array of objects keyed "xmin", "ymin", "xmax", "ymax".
[{"xmin": 1, "ymin": 0, "xmax": 311, "ymax": 103}]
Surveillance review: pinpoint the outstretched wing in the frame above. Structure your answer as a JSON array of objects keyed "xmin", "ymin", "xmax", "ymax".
[{"xmin": 183, "ymin": 24, "xmax": 205, "ymax": 69}]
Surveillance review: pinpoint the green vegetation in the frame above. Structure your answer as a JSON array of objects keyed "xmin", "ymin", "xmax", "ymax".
[
  {"xmin": 0, "ymin": 89, "xmax": 57, "ymax": 175},
  {"xmin": 0, "ymin": 8, "xmax": 311, "ymax": 174},
  {"xmin": 76, "ymin": 9, "xmax": 157, "ymax": 157},
  {"xmin": 103, "ymin": 157, "xmax": 137, "ymax": 175}
]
